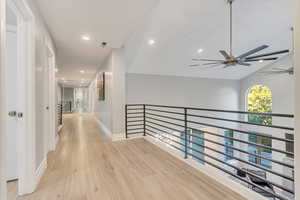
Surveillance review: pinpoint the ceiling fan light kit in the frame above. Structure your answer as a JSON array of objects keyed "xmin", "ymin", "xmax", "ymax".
[{"xmin": 190, "ymin": 0, "xmax": 289, "ymax": 69}]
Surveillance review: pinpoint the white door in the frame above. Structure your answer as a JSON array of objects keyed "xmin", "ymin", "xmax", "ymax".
[
  {"xmin": 43, "ymin": 53, "xmax": 50, "ymax": 156},
  {"xmin": 6, "ymin": 27, "xmax": 18, "ymax": 181}
]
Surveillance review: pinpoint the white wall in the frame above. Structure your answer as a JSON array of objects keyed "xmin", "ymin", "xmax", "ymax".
[
  {"xmin": 89, "ymin": 48, "xmax": 126, "ymax": 139},
  {"xmin": 126, "ymin": 73, "xmax": 240, "ymax": 109}
]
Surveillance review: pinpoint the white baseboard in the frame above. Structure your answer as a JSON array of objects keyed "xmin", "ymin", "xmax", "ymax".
[
  {"xmin": 57, "ymin": 125, "xmax": 63, "ymax": 133},
  {"xmin": 95, "ymin": 118, "xmax": 112, "ymax": 138},
  {"xmin": 112, "ymin": 133, "xmax": 126, "ymax": 141},
  {"xmin": 144, "ymin": 136, "xmax": 267, "ymax": 200},
  {"xmin": 35, "ymin": 157, "xmax": 47, "ymax": 188}
]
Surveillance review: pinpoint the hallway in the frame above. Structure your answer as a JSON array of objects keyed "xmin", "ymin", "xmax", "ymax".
[{"xmin": 12, "ymin": 114, "xmax": 245, "ymax": 200}]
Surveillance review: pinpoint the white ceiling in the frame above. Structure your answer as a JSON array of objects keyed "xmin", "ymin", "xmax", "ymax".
[
  {"xmin": 35, "ymin": 0, "xmax": 295, "ymax": 84},
  {"xmin": 125, "ymin": 0, "xmax": 295, "ymax": 80},
  {"xmin": 6, "ymin": 5, "xmax": 17, "ymax": 25},
  {"xmin": 34, "ymin": 0, "xmax": 159, "ymax": 86}
]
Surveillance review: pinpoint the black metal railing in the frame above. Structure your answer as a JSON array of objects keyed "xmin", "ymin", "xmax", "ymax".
[
  {"xmin": 57, "ymin": 103, "xmax": 63, "ymax": 125},
  {"xmin": 62, "ymin": 101, "xmax": 73, "ymax": 113},
  {"xmin": 125, "ymin": 104, "xmax": 295, "ymax": 200}
]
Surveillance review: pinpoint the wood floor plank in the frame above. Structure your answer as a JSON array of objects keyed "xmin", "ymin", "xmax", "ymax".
[{"xmin": 8, "ymin": 114, "xmax": 245, "ymax": 200}]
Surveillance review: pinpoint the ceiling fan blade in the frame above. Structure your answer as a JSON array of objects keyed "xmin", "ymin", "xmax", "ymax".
[
  {"xmin": 189, "ymin": 64, "xmax": 201, "ymax": 67},
  {"xmin": 219, "ymin": 50, "xmax": 231, "ymax": 59},
  {"xmin": 192, "ymin": 59, "xmax": 224, "ymax": 62},
  {"xmin": 238, "ymin": 62, "xmax": 251, "ymax": 66},
  {"xmin": 244, "ymin": 57, "xmax": 278, "ymax": 62},
  {"xmin": 245, "ymin": 50, "xmax": 289, "ymax": 60},
  {"xmin": 260, "ymin": 71, "xmax": 289, "ymax": 74},
  {"xmin": 272, "ymin": 67, "xmax": 288, "ymax": 71},
  {"xmin": 237, "ymin": 45, "xmax": 269, "ymax": 59},
  {"xmin": 202, "ymin": 62, "xmax": 223, "ymax": 65}
]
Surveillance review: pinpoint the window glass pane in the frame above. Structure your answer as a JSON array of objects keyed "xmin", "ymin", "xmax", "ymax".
[
  {"xmin": 247, "ymin": 85, "xmax": 272, "ymax": 168},
  {"xmin": 224, "ymin": 130, "xmax": 234, "ymax": 161}
]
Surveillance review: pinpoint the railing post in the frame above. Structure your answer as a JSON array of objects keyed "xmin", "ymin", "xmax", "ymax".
[
  {"xmin": 60, "ymin": 104, "xmax": 63, "ymax": 125},
  {"xmin": 143, "ymin": 104, "xmax": 146, "ymax": 136},
  {"xmin": 184, "ymin": 108, "xmax": 188, "ymax": 159},
  {"xmin": 125, "ymin": 105, "xmax": 128, "ymax": 139}
]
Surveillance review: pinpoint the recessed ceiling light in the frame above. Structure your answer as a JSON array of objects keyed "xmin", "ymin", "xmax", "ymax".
[
  {"xmin": 80, "ymin": 70, "xmax": 85, "ymax": 73},
  {"xmin": 81, "ymin": 35, "xmax": 91, "ymax": 41},
  {"xmin": 197, "ymin": 49, "xmax": 204, "ymax": 53},
  {"xmin": 148, "ymin": 39, "xmax": 155, "ymax": 46},
  {"xmin": 259, "ymin": 60, "xmax": 264, "ymax": 63}
]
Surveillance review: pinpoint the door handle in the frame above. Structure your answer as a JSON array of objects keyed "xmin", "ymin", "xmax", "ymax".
[
  {"xmin": 8, "ymin": 111, "xmax": 17, "ymax": 117},
  {"xmin": 46, "ymin": 106, "xmax": 49, "ymax": 110},
  {"xmin": 18, "ymin": 112, "xmax": 23, "ymax": 118}
]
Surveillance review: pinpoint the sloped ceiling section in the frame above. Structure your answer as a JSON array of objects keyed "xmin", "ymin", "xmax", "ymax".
[
  {"xmin": 34, "ymin": 0, "xmax": 159, "ymax": 85},
  {"xmin": 125, "ymin": 0, "xmax": 295, "ymax": 80}
]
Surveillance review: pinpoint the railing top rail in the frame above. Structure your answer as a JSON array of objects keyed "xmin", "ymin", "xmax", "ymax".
[{"xmin": 126, "ymin": 104, "xmax": 294, "ymax": 118}]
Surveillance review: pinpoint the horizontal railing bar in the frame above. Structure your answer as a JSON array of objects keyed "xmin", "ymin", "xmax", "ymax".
[
  {"xmin": 127, "ymin": 112, "xmax": 144, "ymax": 115},
  {"xmin": 146, "ymin": 108, "xmax": 185, "ymax": 116},
  {"xmin": 127, "ymin": 108, "xmax": 143, "ymax": 111},
  {"xmin": 146, "ymin": 112, "xmax": 184, "ymax": 122},
  {"xmin": 127, "ymin": 104, "xmax": 144, "ymax": 106},
  {"xmin": 144, "ymin": 104, "xmax": 294, "ymax": 118},
  {"xmin": 186, "ymin": 153, "xmax": 288, "ymax": 200},
  {"xmin": 146, "ymin": 121, "xmax": 294, "ymax": 174},
  {"xmin": 127, "ymin": 131, "xmax": 144, "ymax": 135},
  {"xmin": 187, "ymin": 118, "xmax": 294, "ymax": 146},
  {"xmin": 188, "ymin": 136, "xmax": 294, "ymax": 181},
  {"xmin": 145, "ymin": 129, "xmax": 288, "ymax": 200},
  {"xmin": 146, "ymin": 120, "xmax": 184, "ymax": 133},
  {"xmin": 188, "ymin": 126, "xmax": 294, "ymax": 157},
  {"xmin": 127, "ymin": 124, "xmax": 144, "ymax": 127},
  {"xmin": 187, "ymin": 145, "xmax": 293, "ymax": 194},
  {"xmin": 145, "ymin": 132, "xmax": 185, "ymax": 153},
  {"xmin": 147, "ymin": 116, "xmax": 293, "ymax": 155},
  {"xmin": 127, "ymin": 128, "xmax": 143, "ymax": 132},
  {"xmin": 145, "ymin": 129, "xmax": 185, "ymax": 147},
  {"xmin": 188, "ymin": 130, "xmax": 294, "ymax": 169},
  {"xmin": 127, "ymin": 116, "xmax": 143, "ymax": 119},
  {"xmin": 147, "ymin": 109, "xmax": 293, "ymax": 143},
  {"xmin": 146, "ymin": 116, "xmax": 185, "ymax": 128},
  {"xmin": 146, "ymin": 125, "xmax": 182, "ymax": 140},
  {"xmin": 187, "ymin": 113, "xmax": 294, "ymax": 131},
  {"xmin": 127, "ymin": 120, "xmax": 144, "ymax": 123}
]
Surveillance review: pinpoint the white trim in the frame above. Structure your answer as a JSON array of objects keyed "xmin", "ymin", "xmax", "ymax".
[
  {"xmin": 0, "ymin": 0, "xmax": 8, "ymax": 199},
  {"xmin": 1, "ymin": 0, "xmax": 36, "ymax": 196},
  {"xmin": 95, "ymin": 118, "xmax": 112, "ymax": 138},
  {"xmin": 144, "ymin": 136, "xmax": 267, "ymax": 200},
  {"xmin": 112, "ymin": 133, "xmax": 126, "ymax": 141},
  {"xmin": 35, "ymin": 157, "xmax": 47, "ymax": 187}
]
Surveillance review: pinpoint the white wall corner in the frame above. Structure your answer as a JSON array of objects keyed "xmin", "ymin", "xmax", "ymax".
[
  {"xmin": 144, "ymin": 136, "xmax": 268, "ymax": 200},
  {"xmin": 35, "ymin": 157, "xmax": 47, "ymax": 188}
]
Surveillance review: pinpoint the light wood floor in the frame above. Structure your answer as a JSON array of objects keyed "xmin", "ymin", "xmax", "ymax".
[{"xmin": 9, "ymin": 114, "xmax": 245, "ymax": 200}]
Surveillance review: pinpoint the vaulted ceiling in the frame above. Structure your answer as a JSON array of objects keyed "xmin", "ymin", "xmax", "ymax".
[
  {"xmin": 35, "ymin": 0, "xmax": 294, "ymax": 85},
  {"xmin": 125, "ymin": 0, "xmax": 295, "ymax": 79}
]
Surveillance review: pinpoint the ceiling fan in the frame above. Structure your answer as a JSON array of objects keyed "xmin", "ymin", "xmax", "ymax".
[
  {"xmin": 261, "ymin": 28, "xmax": 294, "ymax": 76},
  {"xmin": 190, "ymin": 0, "xmax": 289, "ymax": 68},
  {"xmin": 260, "ymin": 67, "xmax": 294, "ymax": 75}
]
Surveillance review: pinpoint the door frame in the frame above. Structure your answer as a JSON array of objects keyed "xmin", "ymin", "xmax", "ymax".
[
  {"xmin": 45, "ymin": 44, "xmax": 56, "ymax": 152},
  {"xmin": 0, "ymin": 0, "xmax": 36, "ymax": 198}
]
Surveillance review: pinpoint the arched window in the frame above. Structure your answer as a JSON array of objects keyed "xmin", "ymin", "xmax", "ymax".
[
  {"xmin": 246, "ymin": 85, "xmax": 272, "ymax": 168},
  {"xmin": 247, "ymin": 85, "xmax": 272, "ymax": 125}
]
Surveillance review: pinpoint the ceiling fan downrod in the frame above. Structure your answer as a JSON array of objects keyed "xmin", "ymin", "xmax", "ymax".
[{"xmin": 228, "ymin": 0, "xmax": 234, "ymax": 56}]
